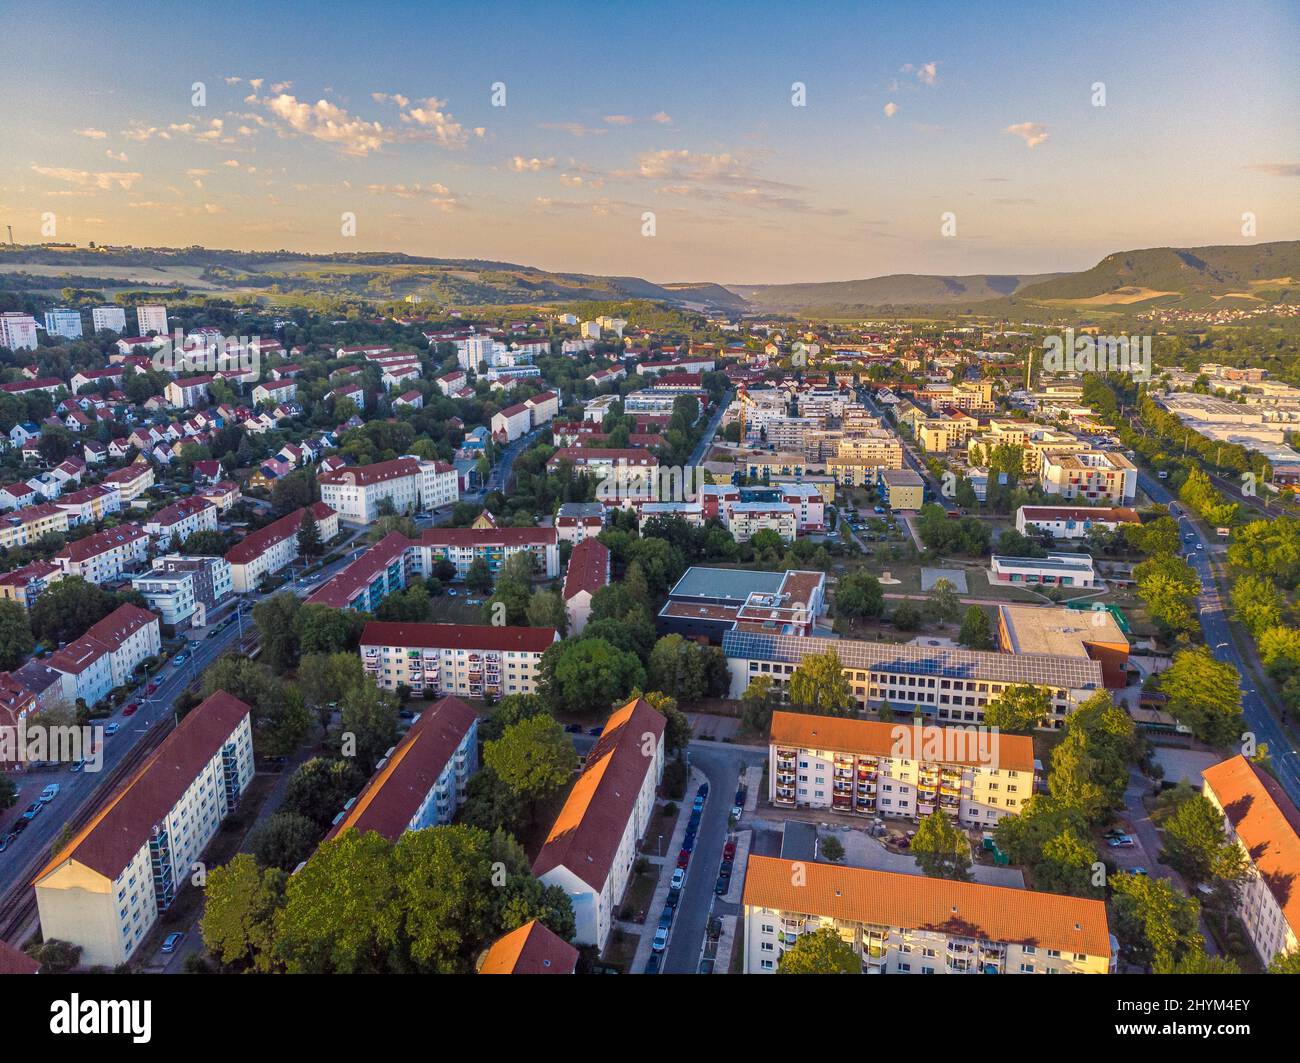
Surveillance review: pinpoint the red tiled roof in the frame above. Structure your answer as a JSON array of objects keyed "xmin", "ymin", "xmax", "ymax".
[
  {"xmin": 55, "ymin": 523, "xmax": 146, "ymax": 563},
  {"xmin": 420, "ymin": 526, "xmax": 556, "ymax": 548},
  {"xmin": 306, "ymin": 532, "xmax": 413, "ymax": 608},
  {"xmin": 224, "ymin": 503, "xmax": 334, "ymax": 565},
  {"xmin": 318, "ymin": 456, "xmax": 420, "ymax": 487},
  {"xmin": 324, "ymin": 696, "xmax": 478, "ymax": 842},
  {"xmin": 149, "ymin": 496, "xmax": 215, "ymax": 528},
  {"xmin": 479, "ymin": 920, "xmax": 577, "ymax": 975},
  {"xmin": 35, "ymin": 692, "xmax": 251, "ymax": 883},
  {"xmin": 562, "ymin": 538, "xmax": 610, "ymax": 601},
  {"xmin": 360, "ymin": 621, "xmax": 557, "ymax": 654},
  {"xmin": 532, "ymin": 697, "xmax": 665, "ymax": 891}
]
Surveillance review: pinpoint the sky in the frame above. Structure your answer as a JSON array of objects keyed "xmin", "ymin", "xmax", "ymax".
[{"xmin": 1, "ymin": 0, "xmax": 1297, "ymax": 284}]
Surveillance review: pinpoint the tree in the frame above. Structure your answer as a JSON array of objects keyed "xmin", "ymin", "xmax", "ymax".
[
  {"xmin": 296, "ymin": 652, "xmax": 365, "ymax": 730},
  {"xmin": 818, "ymin": 835, "xmax": 845, "ymax": 863},
  {"xmin": 1160, "ymin": 791, "xmax": 1246, "ymax": 886},
  {"xmin": 928, "ymin": 578, "xmax": 960, "ymax": 623},
  {"xmin": 200, "ymin": 853, "xmax": 286, "ymax": 972},
  {"xmin": 741, "ymin": 676, "xmax": 776, "ymax": 734},
  {"xmin": 525, "ymin": 589, "xmax": 568, "ymax": 634},
  {"xmin": 182, "ymin": 529, "xmax": 228, "ymax": 555},
  {"xmin": 29, "ymin": 577, "xmax": 116, "ymax": 644},
  {"xmin": 283, "ymin": 757, "xmax": 364, "ymax": 831},
  {"xmin": 540, "ymin": 638, "xmax": 646, "ymax": 716},
  {"xmin": 1110, "ymin": 873, "xmax": 1203, "ymax": 972},
  {"xmin": 1034, "ymin": 827, "xmax": 1100, "ymax": 897},
  {"xmin": 1268, "ymin": 950, "xmax": 1300, "ymax": 974},
  {"xmin": 892, "ymin": 601, "xmax": 922, "ymax": 631},
  {"xmin": 253, "ymin": 592, "xmax": 303, "ymax": 672},
  {"xmin": 631, "ymin": 688, "xmax": 692, "ymax": 753},
  {"xmin": 338, "ymin": 679, "xmax": 401, "ymax": 775},
  {"xmin": 647, "ymin": 634, "xmax": 711, "ymax": 702},
  {"xmin": 0, "ymin": 599, "xmax": 34, "ymax": 670},
  {"xmin": 1133, "ymin": 553, "xmax": 1200, "ymax": 636},
  {"xmin": 248, "ymin": 812, "xmax": 320, "ymax": 872},
  {"xmin": 788, "ymin": 650, "xmax": 852, "ymax": 715},
  {"xmin": 776, "ymin": 927, "xmax": 859, "ymax": 974},
  {"xmin": 297, "ymin": 509, "xmax": 322, "ymax": 557},
  {"xmin": 1159, "ymin": 647, "xmax": 1245, "ymax": 748},
  {"xmin": 958, "ymin": 605, "xmax": 994, "ymax": 650},
  {"xmin": 464, "ymin": 557, "xmax": 493, "ymax": 595},
  {"xmin": 910, "ymin": 812, "xmax": 971, "ymax": 880},
  {"xmin": 983, "ymin": 684, "xmax": 1051, "ymax": 734},
  {"xmin": 835, "ymin": 570, "xmax": 884, "ymax": 620},
  {"xmin": 483, "ymin": 714, "xmax": 576, "ymax": 818},
  {"xmin": 295, "ymin": 603, "xmax": 361, "ymax": 655},
  {"xmin": 202, "ymin": 655, "xmax": 305, "ymax": 754}
]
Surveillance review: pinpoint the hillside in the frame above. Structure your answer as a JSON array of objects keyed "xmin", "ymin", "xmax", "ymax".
[{"xmin": 733, "ymin": 272, "xmax": 1068, "ymax": 310}]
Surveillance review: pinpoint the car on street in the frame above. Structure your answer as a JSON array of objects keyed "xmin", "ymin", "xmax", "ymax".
[
  {"xmin": 665, "ymin": 888, "xmax": 680, "ymax": 910},
  {"xmin": 161, "ymin": 932, "xmax": 185, "ymax": 954},
  {"xmin": 11, "ymin": 818, "xmax": 29, "ymax": 834},
  {"xmin": 1107, "ymin": 835, "xmax": 1135, "ymax": 848},
  {"xmin": 173, "ymin": 654, "xmax": 188, "ymax": 667},
  {"xmin": 644, "ymin": 953, "xmax": 661, "ymax": 974},
  {"xmin": 670, "ymin": 868, "xmax": 685, "ymax": 890},
  {"xmin": 658, "ymin": 906, "xmax": 673, "ymax": 930},
  {"xmin": 730, "ymin": 804, "xmax": 743, "ymax": 819},
  {"xmin": 22, "ymin": 802, "xmax": 43, "ymax": 820},
  {"xmin": 676, "ymin": 849, "xmax": 690, "ymax": 869},
  {"xmin": 123, "ymin": 702, "xmax": 139, "ymax": 716},
  {"xmin": 720, "ymin": 859, "xmax": 733, "ymax": 875},
  {"xmin": 714, "ymin": 874, "xmax": 730, "ymax": 895},
  {"xmin": 692, "ymin": 796, "xmax": 705, "ymax": 812},
  {"xmin": 39, "ymin": 784, "xmax": 59, "ymax": 803},
  {"xmin": 723, "ymin": 841, "xmax": 737, "ymax": 861},
  {"xmin": 696, "ymin": 782, "xmax": 709, "ymax": 798},
  {"xmin": 0, "ymin": 833, "xmax": 15, "ymax": 852},
  {"xmin": 682, "ymin": 832, "xmax": 695, "ymax": 853},
  {"xmin": 69, "ymin": 760, "xmax": 85, "ymax": 773},
  {"xmin": 651, "ymin": 927, "xmax": 668, "ymax": 953}
]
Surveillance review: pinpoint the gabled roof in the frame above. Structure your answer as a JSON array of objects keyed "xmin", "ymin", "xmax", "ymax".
[
  {"xmin": 34, "ymin": 692, "xmax": 251, "ymax": 884},
  {"xmin": 562, "ymin": 537, "xmax": 610, "ymax": 602},
  {"xmin": 532, "ymin": 697, "xmax": 665, "ymax": 891},
  {"xmin": 478, "ymin": 920, "xmax": 577, "ymax": 975},
  {"xmin": 359, "ymin": 621, "xmax": 557, "ymax": 654}
]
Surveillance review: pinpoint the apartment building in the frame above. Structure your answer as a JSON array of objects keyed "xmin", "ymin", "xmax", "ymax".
[
  {"xmin": 990, "ymin": 552, "xmax": 1097, "ymax": 589},
  {"xmin": 554, "ymin": 501, "xmax": 605, "ymax": 543},
  {"xmin": 306, "ymin": 531, "xmax": 414, "ymax": 611},
  {"xmin": 135, "ymin": 305, "xmax": 168, "ymax": 334},
  {"xmin": 1039, "ymin": 450, "xmax": 1137, "ymax": 505},
  {"xmin": 743, "ymin": 856, "xmax": 1112, "ymax": 974},
  {"xmin": 533, "ymin": 696, "xmax": 666, "ymax": 950},
  {"xmin": 129, "ymin": 570, "xmax": 196, "ymax": 630},
  {"xmin": 1015, "ymin": 505, "xmax": 1141, "ymax": 540},
  {"xmin": 725, "ymin": 629, "xmax": 1103, "ymax": 729},
  {"xmin": 768, "ymin": 712, "xmax": 1035, "ymax": 826},
  {"xmin": 659, "ymin": 566, "xmax": 826, "ymax": 643},
  {"xmin": 726, "ymin": 501, "xmax": 798, "ymax": 543},
  {"xmin": 562, "ymin": 537, "xmax": 610, "ymax": 635},
  {"xmin": 417, "ymin": 525, "xmax": 559, "ymax": 580},
  {"xmin": 918, "ymin": 414, "xmax": 982, "ymax": 454},
  {"xmin": 479, "ymin": 920, "xmax": 579, "ymax": 975},
  {"xmin": 44, "ymin": 308, "xmax": 83, "ymax": 340},
  {"xmin": 251, "ymin": 380, "xmax": 297, "ymax": 407},
  {"xmin": 54, "ymin": 524, "xmax": 149, "ymax": 584},
  {"xmin": 144, "ymin": 496, "xmax": 218, "ymax": 546},
  {"xmin": 144, "ymin": 554, "xmax": 232, "ymax": 625},
  {"xmin": 0, "ymin": 504, "xmax": 70, "ymax": 550},
  {"xmin": 103, "ymin": 460, "xmax": 155, "ymax": 502},
  {"xmin": 876, "ymin": 467, "xmax": 925, "ymax": 510},
  {"xmin": 0, "ymin": 312, "xmax": 39, "ymax": 351},
  {"xmin": 318, "ymin": 456, "xmax": 459, "ymax": 523},
  {"xmin": 360, "ymin": 621, "xmax": 558, "ymax": 699},
  {"xmin": 91, "ymin": 306, "xmax": 128, "ymax": 333},
  {"xmin": 224, "ymin": 503, "xmax": 338, "ymax": 593},
  {"xmin": 490, "ymin": 390, "xmax": 559, "ymax": 442},
  {"xmin": 34, "ymin": 691, "xmax": 253, "ymax": 968},
  {"xmin": 48, "ymin": 604, "xmax": 161, "ymax": 709},
  {"xmin": 0, "ymin": 559, "xmax": 64, "ymax": 610},
  {"xmin": 1201, "ymin": 755, "xmax": 1299, "ymax": 968},
  {"xmin": 324, "ymin": 695, "xmax": 479, "ymax": 843},
  {"xmin": 53, "ymin": 484, "xmax": 121, "ymax": 526}
]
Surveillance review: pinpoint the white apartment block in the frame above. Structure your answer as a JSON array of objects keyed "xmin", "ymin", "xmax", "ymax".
[
  {"xmin": 34, "ymin": 691, "xmax": 253, "ymax": 967},
  {"xmin": 135, "ymin": 304, "xmax": 168, "ymax": 335},
  {"xmin": 324, "ymin": 695, "xmax": 480, "ymax": 843},
  {"xmin": 43, "ymin": 309, "xmax": 83, "ymax": 340},
  {"xmin": 533, "ymin": 697, "xmax": 665, "ymax": 950},
  {"xmin": 768, "ymin": 712, "xmax": 1035, "ymax": 826},
  {"xmin": 990, "ymin": 552, "xmax": 1097, "ymax": 589},
  {"xmin": 317, "ymin": 456, "xmax": 458, "ymax": 523},
  {"xmin": 54, "ymin": 524, "xmax": 149, "ymax": 584},
  {"xmin": 1039, "ymin": 449, "xmax": 1137, "ymax": 505},
  {"xmin": 224, "ymin": 503, "xmax": 338, "ymax": 593},
  {"xmin": 1201, "ymin": 756, "xmax": 1299, "ymax": 968},
  {"xmin": 130, "ymin": 570, "xmax": 197, "ymax": 628},
  {"xmin": 743, "ymin": 857, "xmax": 1113, "ymax": 975},
  {"xmin": 48, "ymin": 604, "xmax": 161, "ymax": 708},
  {"xmin": 1015, "ymin": 505, "xmax": 1141, "ymax": 540},
  {"xmin": 144, "ymin": 496, "xmax": 218, "ymax": 546},
  {"xmin": 360, "ymin": 621, "xmax": 557, "ymax": 700},
  {"xmin": 417, "ymin": 525, "xmax": 559, "ymax": 581},
  {"xmin": 91, "ymin": 306, "xmax": 128, "ymax": 333},
  {"xmin": 725, "ymin": 630, "xmax": 1103, "ymax": 730},
  {"xmin": 0, "ymin": 313, "xmax": 39, "ymax": 351}
]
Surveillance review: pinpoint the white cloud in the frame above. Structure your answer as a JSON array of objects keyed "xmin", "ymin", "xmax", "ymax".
[
  {"xmin": 539, "ymin": 122, "xmax": 608, "ymax": 138},
  {"xmin": 30, "ymin": 165, "xmax": 142, "ymax": 191},
  {"xmin": 259, "ymin": 93, "xmax": 391, "ymax": 156},
  {"xmin": 1004, "ymin": 122, "xmax": 1050, "ymax": 148},
  {"xmin": 372, "ymin": 92, "xmax": 411, "ymax": 108},
  {"xmin": 366, "ymin": 182, "xmax": 458, "ymax": 211},
  {"xmin": 603, "ymin": 114, "xmax": 635, "ymax": 126},
  {"xmin": 75, "ymin": 128, "xmax": 107, "ymax": 139},
  {"xmin": 106, "ymin": 149, "xmax": 129, "ymax": 163},
  {"xmin": 651, "ymin": 112, "xmax": 672, "ymax": 124},
  {"xmin": 883, "ymin": 102, "xmax": 899, "ymax": 118},
  {"xmin": 401, "ymin": 96, "xmax": 471, "ymax": 148},
  {"xmin": 902, "ymin": 61, "xmax": 939, "ymax": 87},
  {"xmin": 508, "ymin": 155, "xmax": 556, "ymax": 172}
]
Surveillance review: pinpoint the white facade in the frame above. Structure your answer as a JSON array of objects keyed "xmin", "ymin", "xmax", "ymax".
[
  {"xmin": 91, "ymin": 306, "xmax": 128, "ymax": 333},
  {"xmin": 0, "ymin": 313, "xmax": 39, "ymax": 351},
  {"xmin": 135, "ymin": 305, "xmax": 168, "ymax": 335},
  {"xmin": 44, "ymin": 309, "xmax": 83, "ymax": 340}
]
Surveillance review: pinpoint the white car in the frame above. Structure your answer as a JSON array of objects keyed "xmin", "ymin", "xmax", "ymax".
[
  {"xmin": 652, "ymin": 927, "xmax": 669, "ymax": 953},
  {"xmin": 670, "ymin": 868, "xmax": 685, "ymax": 890},
  {"xmin": 39, "ymin": 783, "xmax": 60, "ymax": 803}
]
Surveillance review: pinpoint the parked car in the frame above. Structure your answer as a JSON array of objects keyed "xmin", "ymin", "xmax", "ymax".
[
  {"xmin": 563, "ymin": 723, "xmax": 582, "ymax": 733},
  {"xmin": 398, "ymin": 709, "xmax": 415, "ymax": 720},
  {"xmin": 696, "ymin": 782, "xmax": 709, "ymax": 798},
  {"xmin": 123, "ymin": 702, "xmax": 139, "ymax": 716},
  {"xmin": 1107, "ymin": 835, "xmax": 1135, "ymax": 848},
  {"xmin": 665, "ymin": 888, "xmax": 680, "ymax": 910},
  {"xmin": 670, "ymin": 868, "xmax": 685, "ymax": 890},
  {"xmin": 644, "ymin": 952, "xmax": 662, "ymax": 974},
  {"xmin": 652, "ymin": 927, "xmax": 668, "ymax": 953},
  {"xmin": 720, "ymin": 859, "xmax": 733, "ymax": 875},
  {"xmin": 11, "ymin": 818, "xmax": 29, "ymax": 834},
  {"xmin": 39, "ymin": 784, "xmax": 60, "ymax": 803},
  {"xmin": 692, "ymin": 796, "xmax": 705, "ymax": 812},
  {"xmin": 0, "ymin": 833, "xmax": 15, "ymax": 852},
  {"xmin": 69, "ymin": 760, "xmax": 85, "ymax": 773},
  {"xmin": 714, "ymin": 874, "xmax": 731, "ymax": 895},
  {"xmin": 161, "ymin": 932, "xmax": 185, "ymax": 954},
  {"xmin": 676, "ymin": 849, "xmax": 690, "ymax": 870},
  {"xmin": 722, "ymin": 841, "xmax": 737, "ymax": 861},
  {"xmin": 103, "ymin": 722, "xmax": 120, "ymax": 737},
  {"xmin": 682, "ymin": 832, "xmax": 696, "ymax": 853},
  {"xmin": 730, "ymin": 804, "xmax": 743, "ymax": 820},
  {"xmin": 1130, "ymin": 867, "xmax": 1149, "ymax": 877},
  {"xmin": 658, "ymin": 906, "xmax": 674, "ymax": 931}
]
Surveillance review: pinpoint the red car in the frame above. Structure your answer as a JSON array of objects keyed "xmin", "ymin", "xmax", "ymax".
[
  {"xmin": 676, "ymin": 849, "xmax": 690, "ymax": 870},
  {"xmin": 144, "ymin": 683, "xmax": 158, "ymax": 695},
  {"xmin": 723, "ymin": 841, "xmax": 737, "ymax": 861},
  {"xmin": 123, "ymin": 702, "xmax": 139, "ymax": 716}
]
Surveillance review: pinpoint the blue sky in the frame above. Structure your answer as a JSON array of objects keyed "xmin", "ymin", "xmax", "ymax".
[{"xmin": 2, "ymin": 0, "xmax": 1296, "ymax": 283}]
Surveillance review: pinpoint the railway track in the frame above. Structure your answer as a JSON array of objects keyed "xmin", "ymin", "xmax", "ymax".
[{"xmin": 0, "ymin": 714, "xmax": 176, "ymax": 945}]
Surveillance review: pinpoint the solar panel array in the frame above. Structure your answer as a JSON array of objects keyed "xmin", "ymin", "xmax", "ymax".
[{"xmin": 722, "ymin": 630, "xmax": 1103, "ymax": 690}]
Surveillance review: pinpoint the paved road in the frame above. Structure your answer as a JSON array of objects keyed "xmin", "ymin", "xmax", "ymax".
[
  {"xmin": 857, "ymin": 387, "xmax": 955, "ymax": 511},
  {"xmin": 481, "ymin": 424, "xmax": 546, "ymax": 497},
  {"xmin": 688, "ymin": 390, "xmax": 732, "ymax": 468},
  {"xmin": 663, "ymin": 743, "xmax": 764, "ymax": 974},
  {"xmin": 1138, "ymin": 471, "xmax": 1300, "ymax": 805}
]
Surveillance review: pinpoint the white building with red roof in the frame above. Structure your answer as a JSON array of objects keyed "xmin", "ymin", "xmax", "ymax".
[
  {"xmin": 53, "ymin": 523, "xmax": 148, "ymax": 584},
  {"xmin": 360, "ymin": 621, "xmax": 558, "ymax": 699},
  {"xmin": 562, "ymin": 537, "xmax": 610, "ymax": 635},
  {"xmin": 224, "ymin": 502, "xmax": 337, "ymax": 592}
]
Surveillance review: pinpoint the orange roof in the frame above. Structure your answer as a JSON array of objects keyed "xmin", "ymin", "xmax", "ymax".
[
  {"xmin": 768, "ymin": 712, "xmax": 1036, "ymax": 773},
  {"xmin": 35, "ymin": 691, "xmax": 251, "ymax": 883},
  {"xmin": 324, "ymin": 696, "xmax": 478, "ymax": 842},
  {"xmin": 562, "ymin": 537, "xmax": 610, "ymax": 601},
  {"xmin": 478, "ymin": 920, "xmax": 578, "ymax": 974},
  {"xmin": 743, "ymin": 856, "xmax": 1111, "ymax": 958},
  {"xmin": 532, "ymin": 697, "xmax": 666, "ymax": 891},
  {"xmin": 1202, "ymin": 755, "xmax": 1300, "ymax": 939}
]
